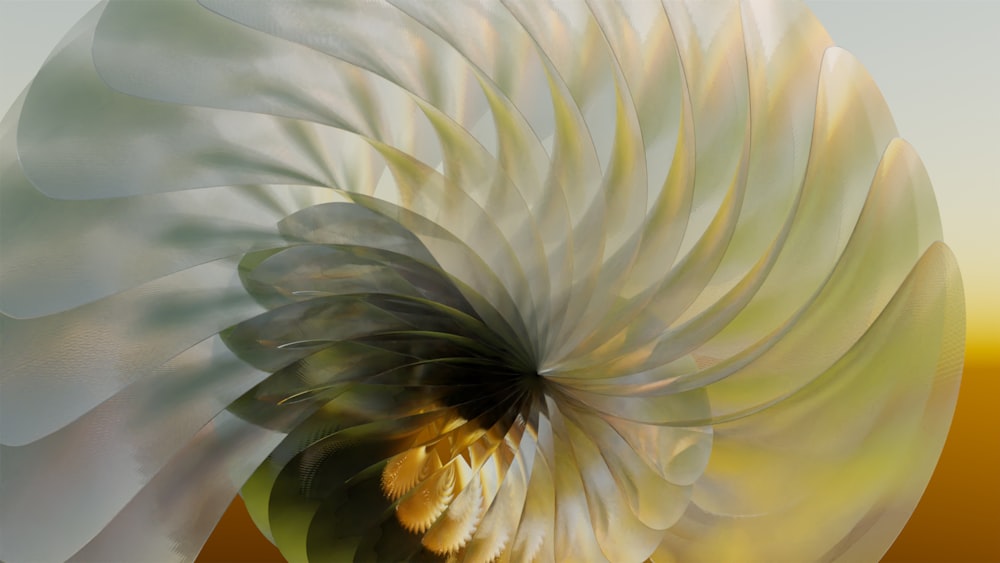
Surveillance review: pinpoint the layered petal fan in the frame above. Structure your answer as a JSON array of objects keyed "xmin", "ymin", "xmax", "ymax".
[{"xmin": 0, "ymin": 1, "xmax": 963, "ymax": 562}]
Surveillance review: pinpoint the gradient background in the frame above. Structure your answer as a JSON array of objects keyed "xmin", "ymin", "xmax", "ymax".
[{"xmin": 1, "ymin": 1, "xmax": 997, "ymax": 561}]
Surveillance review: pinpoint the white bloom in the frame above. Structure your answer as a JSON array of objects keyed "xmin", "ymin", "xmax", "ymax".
[{"xmin": 0, "ymin": 1, "xmax": 963, "ymax": 562}]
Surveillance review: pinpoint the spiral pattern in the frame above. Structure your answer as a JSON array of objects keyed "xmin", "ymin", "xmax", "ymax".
[{"xmin": 0, "ymin": 1, "xmax": 964, "ymax": 562}]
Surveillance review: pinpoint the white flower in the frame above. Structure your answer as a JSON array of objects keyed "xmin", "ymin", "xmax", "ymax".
[{"xmin": 0, "ymin": 1, "xmax": 964, "ymax": 562}]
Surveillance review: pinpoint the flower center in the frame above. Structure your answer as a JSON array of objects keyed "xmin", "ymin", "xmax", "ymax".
[{"xmin": 220, "ymin": 202, "xmax": 548, "ymax": 558}]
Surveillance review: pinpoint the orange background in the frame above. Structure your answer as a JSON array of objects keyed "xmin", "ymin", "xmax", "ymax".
[{"xmin": 197, "ymin": 341, "xmax": 1000, "ymax": 563}]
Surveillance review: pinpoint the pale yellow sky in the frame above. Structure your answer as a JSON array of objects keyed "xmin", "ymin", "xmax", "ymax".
[
  {"xmin": 2, "ymin": 0, "xmax": 997, "ymax": 346},
  {"xmin": 806, "ymin": 1, "xmax": 1000, "ymax": 348}
]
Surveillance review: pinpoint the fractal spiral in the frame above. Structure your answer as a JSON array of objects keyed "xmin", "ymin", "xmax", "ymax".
[{"xmin": 0, "ymin": 1, "xmax": 964, "ymax": 562}]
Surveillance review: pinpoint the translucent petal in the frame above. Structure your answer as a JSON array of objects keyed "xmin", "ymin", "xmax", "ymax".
[{"xmin": 0, "ymin": 1, "xmax": 963, "ymax": 562}]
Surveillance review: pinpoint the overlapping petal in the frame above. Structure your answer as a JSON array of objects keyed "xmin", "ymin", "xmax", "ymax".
[{"xmin": 0, "ymin": 1, "xmax": 963, "ymax": 562}]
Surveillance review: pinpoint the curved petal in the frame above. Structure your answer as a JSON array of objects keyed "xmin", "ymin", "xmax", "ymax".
[{"xmin": 0, "ymin": 2, "xmax": 963, "ymax": 562}]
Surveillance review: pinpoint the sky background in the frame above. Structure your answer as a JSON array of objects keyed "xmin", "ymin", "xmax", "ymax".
[{"xmin": 2, "ymin": 1, "xmax": 997, "ymax": 561}]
